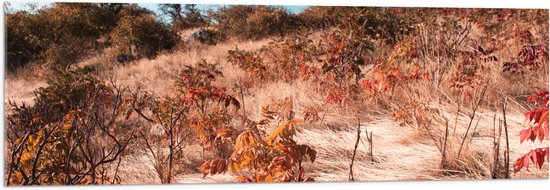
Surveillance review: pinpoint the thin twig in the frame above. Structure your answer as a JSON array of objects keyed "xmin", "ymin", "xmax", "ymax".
[
  {"xmin": 441, "ymin": 118, "xmax": 449, "ymax": 168},
  {"xmin": 502, "ymin": 98, "xmax": 510, "ymax": 179},
  {"xmin": 457, "ymin": 83, "xmax": 488, "ymax": 159},
  {"xmin": 348, "ymin": 117, "xmax": 361, "ymax": 182}
]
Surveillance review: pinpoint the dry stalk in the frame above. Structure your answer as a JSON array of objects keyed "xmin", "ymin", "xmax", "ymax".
[
  {"xmin": 349, "ymin": 117, "xmax": 361, "ymax": 181},
  {"xmin": 457, "ymin": 83, "xmax": 488, "ymax": 159}
]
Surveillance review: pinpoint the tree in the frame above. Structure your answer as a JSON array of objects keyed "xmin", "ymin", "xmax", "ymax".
[
  {"xmin": 160, "ymin": 4, "xmax": 206, "ymax": 29},
  {"xmin": 110, "ymin": 7, "xmax": 180, "ymax": 59},
  {"xmin": 159, "ymin": 4, "xmax": 182, "ymax": 22}
]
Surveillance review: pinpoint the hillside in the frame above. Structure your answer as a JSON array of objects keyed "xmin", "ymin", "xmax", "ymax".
[
  {"xmin": 5, "ymin": 35, "xmax": 548, "ymax": 183},
  {"xmin": 4, "ymin": 5, "xmax": 549, "ymax": 186}
]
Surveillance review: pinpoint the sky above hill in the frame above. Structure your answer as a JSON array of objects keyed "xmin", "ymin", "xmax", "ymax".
[
  {"xmin": 4, "ymin": 1, "xmax": 309, "ymax": 15},
  {"xmin": 140, "ymin": 3, "xmax": 308, "ymax": 14}
]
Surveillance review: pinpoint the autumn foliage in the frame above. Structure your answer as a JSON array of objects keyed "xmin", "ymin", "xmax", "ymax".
[
  {"xmin": 514, "ymin": 91, "xmax": 549, "ymax": 173},
  {"xmin": 6, "ymin": 66, "xmax": 135, "ymax": 185},
  {"xmin": 199, "ymin": 99, "xmax": 317, "ymax": 182},
  {"xmin": 4, "ymin": 4, "xmax": 549, "ymax": 185}
]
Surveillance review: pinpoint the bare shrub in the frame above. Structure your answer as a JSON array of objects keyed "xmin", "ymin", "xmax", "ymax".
[{"xmin": 6, "ymin": 66, "xmax": 136, "ymax": 185}]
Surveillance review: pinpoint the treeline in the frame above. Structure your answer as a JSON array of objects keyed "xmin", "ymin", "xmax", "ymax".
[
  {"xmin": 5, "ymin": 3, "xmax": 548, "ymax": 75},
  {"xmin": 5, "ymin": 3, "xmax": 424, "ymax": 73},
  {"xmin": 6, "ymin": 3, "xmax": 177, "ymax": 72}
]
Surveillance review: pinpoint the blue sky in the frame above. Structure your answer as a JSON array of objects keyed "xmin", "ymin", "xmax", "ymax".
[
  {"xmin": 140, "ymin": 4, "xmax": 308, "ymax": 14},
  {"xmin": 5, "ymin": 1, "xmax": 308, "ymax": 15}
]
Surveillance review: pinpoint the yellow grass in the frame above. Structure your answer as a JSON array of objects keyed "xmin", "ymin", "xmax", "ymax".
[{"xmin": 4, "ymin": 30, "xmax": 548, "ymax": 184}]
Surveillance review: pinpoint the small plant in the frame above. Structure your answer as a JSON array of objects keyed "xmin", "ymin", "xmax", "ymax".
[
  {"xmin": 361, "ymin": 64, "xmax": 403, "ymax": 97},
  {"xmin": 261, "ymin": 33, "xmax": 322, "ymax": 82},
  {"xmin": 316, "ymin": 31, "xmax": 366, "ymax": 105},
  {"xmin": 130, "ymin": 91, "xmax": 190, "ymax": 184},
  {"xmin": 199, "ymin": 98, "xmax": 316, "ymax": 182},
  {"xmin": 176, "ymin": 60, "xmax": 240, "ymax": 157},
  {"xmin": 303, "ymin": 105, "xmax": 322, "ymax": 123},
  {"xmin": 129, "ymin": 60, "xmax": 240, "ymax": 183},
  {"xmin": 503, "ymin": 31, "xmax": 549, "ymax": 74},
  {"xmin": 392, "ymin": 99, "xmax": 443, "ymax": 148},
  {"xmin": 227, "ymin": 47, "xmax": 269, "ymax": 86},
  {"xmin": 449, "ymin": 45, "xmax": 495, "ymax": 100},
  {"xmin": 361, "ymin": 36, "xmax": 429, "ymax": 98}
]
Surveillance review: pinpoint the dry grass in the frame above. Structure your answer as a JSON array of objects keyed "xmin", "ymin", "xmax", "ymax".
[
  {"xmin": 105, "ymin": 38, "xmax": 271, "ymax": 97},
  {"xmin": 4, "ymin": 26, "xmax": 548, "ymax": 184}
]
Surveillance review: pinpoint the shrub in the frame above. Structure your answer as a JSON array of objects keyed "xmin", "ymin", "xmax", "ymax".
[
  {"xmin": 192, "ymin": 28, "xmax": 224, "ymax": 45},
  {"xmin": 110, "ymin": 9, "xmax": 180, "ymax": 59},
  {"xmin": 175, "ymin": 61, "xmax": 240, "ymax": 155},
  {"xmin": 245, "ymin": 6, "xmax": 297, "ymax": 39},
  {"xmin": 297, "ymin": 6, "xmax": 341, "ymax": 29},
  {"xmin": 337, "ymin": 7, "xmax": 415, "ymax": 46},
  {"xmin": 5, "ymin": 11, "xmax": 43, "ymax": 71},
  {"xmin": 130, "ymin": 91, "xmax": 191, "ymax": 184},
  {"xmin": 129, "ymin": 60, "xmax": 240, "ymax": 183},
  {"xmin": 208, "ymin": 5, "xmax": 298, "ymax": 40},
  {"xmin": 5, "ymin": 3, "xmax": 125, "ymax": 72},
  {"xmin": 206, "ymin": 5, "xmax": 250, "ymax": 39},
  {"xmin": 5, "ymin": 66, "xmax": 135, "ymax": 185},
  {"xmin": 199, "ymin": 98, "xmax": 317, "ymax": 182},
  {"xmin": 42, "ymin": 37, "xmax": 99, "ymax": 70},
  {"xmin": 227, "ymin": 47, "xmax": 269, "ymax": 84},
  {"xmin": 299, "ymin": 7, "xmax": 414, "ymax": 47}
]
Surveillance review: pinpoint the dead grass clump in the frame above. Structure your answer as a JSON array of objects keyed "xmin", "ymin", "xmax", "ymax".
[{"xmin": 440, "ymin": 139, "xmax": 492, "ymax": 179}]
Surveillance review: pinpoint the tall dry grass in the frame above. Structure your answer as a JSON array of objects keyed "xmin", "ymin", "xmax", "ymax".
[{"xmin": 4, "ymin": 16, "xmax": 548, "ymax": 183}]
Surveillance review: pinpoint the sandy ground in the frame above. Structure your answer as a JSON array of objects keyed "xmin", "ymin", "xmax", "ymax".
[{"xmin": 112, "ymin": 111, "xmax": 547, "ymax": 184}]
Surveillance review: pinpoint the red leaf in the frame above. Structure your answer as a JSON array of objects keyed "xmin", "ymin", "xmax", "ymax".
[
  {"xmin": 526, "ymin": 94, "xmax": 539, "ymax": 105},
  {"xmin": 531, "ymin": 126, "xmax": 545, "ymax": 143},
  {"xmin": 515, "ymin": 91, "xmax": 549, "ymax": 175},
  {"xmin": 514, "ymin": 148, "xmax": 550, "ymax": 174},
  {"xmin": 519, "ymin": 128, "xmax": 533, "ymax": 144},
  {"xmin": 525, "ymin": 110, "xmax": 543, "ymax": 124},
  {"xmin": 532, "ymin": 149, "xmax": 546, "ymax": 169},
  {"xmin": 514, "ymin": 154, "xmax": 528, "ymax": 173},
  {"xmin": 523, "ymin": 153, "xmax": 531, "ymax": 171},
  {"xmin": 529, "ymin": 150, "xmax": 539, "ymax": 169}
]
